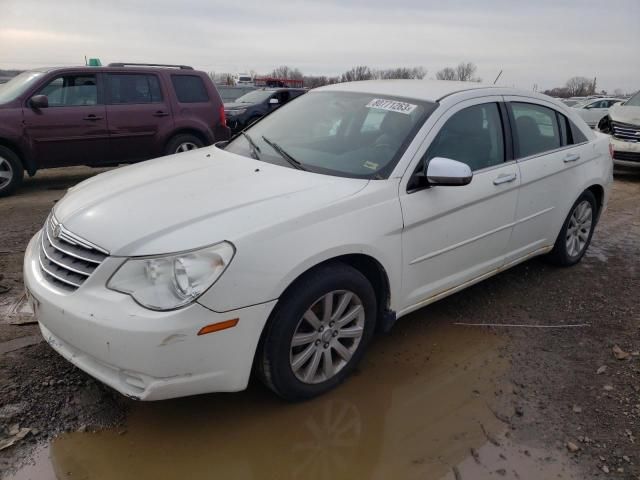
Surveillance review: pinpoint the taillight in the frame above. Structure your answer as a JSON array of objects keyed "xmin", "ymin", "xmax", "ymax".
[
  {"xmin": 609, "ymin": 142, "xmax": 614, "ymax": 160},
  {"xmin": 219, "ymin": 105, "xmax": 227, "ymax": 128}
]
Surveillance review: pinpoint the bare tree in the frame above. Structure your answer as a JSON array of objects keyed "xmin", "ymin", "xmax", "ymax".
[
  {"xmin": 341, "ymin": 66, "xmax": 374, "ymax": 82},
  {"xmin": 565, "ymin": 76, "xmax": 594, "ymax": 97},
  {"xmin": 271, "ymin": 65, "xmax": 303, "ymax": 79},
  {"xmin": 436, "ymin": 62, "xmax": 481, "ymax": 82},
  {"xmin": 613, "ymin": 88, "xmax": 624, "ymax": 97},
  {"xmin": 376, "ymin": 67, "xmax": 426, "ymax": 80},
  {"xmin": 435, "ymin": 67, "xmax": 456, "ymax": 81},
  {"xmin": 303, "ymin": 75, "xmax": 340, "ymax": 88}
]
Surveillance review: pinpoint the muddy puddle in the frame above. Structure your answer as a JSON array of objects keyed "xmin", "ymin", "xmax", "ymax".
[{"xmin": 8, "ymin": 310, "xmax": 579, "ymax": 480}]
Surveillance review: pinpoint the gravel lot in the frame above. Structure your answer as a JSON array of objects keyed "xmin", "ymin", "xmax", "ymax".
[{"xmin": 0, "ymin": 166, "xmax": 638, "ymax": 479}]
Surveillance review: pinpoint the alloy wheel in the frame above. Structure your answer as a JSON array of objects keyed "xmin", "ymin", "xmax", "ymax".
[
  {"xmin": 565, "ymin": 200, "xmax": 593, "ymax": 257},
  {"xmin": 0, "ymin": 156, "xmax": 13, "ymax": 189},
  {"xmin": 289, "ymin": 290, "xmax": 365, "ymax": 384},
  {"xmin": 175, "ymin": 142, "xmax": 199, "ymax": 153}
]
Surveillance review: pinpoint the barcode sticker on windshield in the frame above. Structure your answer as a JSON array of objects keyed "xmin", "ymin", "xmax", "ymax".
[{"xmin": 366, "ymin": 98, "xmax": 417, "ymax": 114}]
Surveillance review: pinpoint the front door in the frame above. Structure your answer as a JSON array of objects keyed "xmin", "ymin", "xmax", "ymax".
[
  {"xmin": 399, "ymin": 99, "xmax": 519, "ymax": 313},
  {"xmin": 104, "ymin": 73, "xmax": 174, "ymax": 162},
  {"xmin": 23, "ymin": 73, "xmax": 108, "ymax": 167}
]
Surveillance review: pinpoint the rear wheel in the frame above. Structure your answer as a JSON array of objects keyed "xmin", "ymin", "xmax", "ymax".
[
  {"xmin": 547, "ymin": 190, "xmax": 597, "ymax": 266},
  {"xmin": 0, "ymin": 146, "xmax": 24, "ymax": 198},
  {"xmin": 165, "ymin": 134, "xmax": 204, "ymax": 155},
  {"xmin": 257, "ymin": 263, "xmax": 377, "ymax": 401}
]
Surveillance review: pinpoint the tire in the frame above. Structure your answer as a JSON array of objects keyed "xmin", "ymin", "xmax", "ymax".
[
  {"xmin": 0, "ymin": 146, "xmax": 24, "ymax": 198},
  {"xmin": 257, "ymin": 263, "xmax": 377, "ymax": 401},
  {"xmin": 546, "ymin": 190, "xmax": 598, "ymax": 267},
  {"xmin": 164, "ymin": 134, "xmax": 204, "ymax": 155}
]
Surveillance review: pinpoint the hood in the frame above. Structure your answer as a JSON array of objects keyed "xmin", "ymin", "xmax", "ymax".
[
  {"xmin": 53, "ymin": 147, "xmax": 368, "ymax": 256},
  {"xmin": 224, "ymin": 102, "xmax": 254, "ymax": 110},
  {"xmin": 609, "ymin": 103, "xmax": 640, "ymax": 126}
]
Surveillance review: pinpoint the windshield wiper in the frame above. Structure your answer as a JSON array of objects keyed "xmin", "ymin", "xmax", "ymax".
[
  {"xmin": 261, "ymin": 136, "xmax": 308, "ymax": 171},
  {"xmin": 241, "ymin": 132, "xmax": 261, "ymax": 160}
]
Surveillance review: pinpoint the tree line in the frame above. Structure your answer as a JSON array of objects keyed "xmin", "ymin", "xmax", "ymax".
[{"xmin": 211, "ymin": 62, "xmax": 483, "ymax": 88}]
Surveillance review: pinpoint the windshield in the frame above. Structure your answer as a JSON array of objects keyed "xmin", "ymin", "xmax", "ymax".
[
  {"xmin": 225, "ymin": 91, "xmax": 434, "ymax": 179},
  {"xmin": 0, "ymin": 71, "xmax": 45, "ymax": 104},
  {"xmin": 233, "ymin": 90, "xmax": 274, "ymax": 104},
  {"xmin": 625, "ymin": 91, "xmax": 640, "ymax": 107}
]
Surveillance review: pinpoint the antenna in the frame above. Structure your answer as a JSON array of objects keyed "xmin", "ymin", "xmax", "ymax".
[{"xmin": 493, "ymin": 70, "xmax": 503, "ymax": 84}]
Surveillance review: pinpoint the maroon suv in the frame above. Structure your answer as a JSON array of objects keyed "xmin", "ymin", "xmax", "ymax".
[{"xmin": 0, "ymin": 63, "xmax": 230, "ymax": 196}]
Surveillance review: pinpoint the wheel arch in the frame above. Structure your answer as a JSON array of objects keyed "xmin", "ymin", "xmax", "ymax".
[
  {"xmin": 0, "ymin": 138, "xmax": 34, "ymax": 175},
  {"xmin": 586, "ymin": 184, "xmax": 604, "ymax": 214}
]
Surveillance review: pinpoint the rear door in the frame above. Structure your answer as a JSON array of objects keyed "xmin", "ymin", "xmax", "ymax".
[
  {"xmin": 503, "ymin": 98, "xmax": 591, "ymax": 263},
  {"xmin": 22, "ymin": 72, "xmax": 108, "ymax": 167},
  {"xmin": 104, "ymin": 73, "xmax": 174, "ymax": 162},
  {"xmin": 398, "ymin": 98, "xmax": 519, "ymax": 311}
]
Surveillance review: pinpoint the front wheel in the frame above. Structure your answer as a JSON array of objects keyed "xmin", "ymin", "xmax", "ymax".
[
  {"xmin": 0, "ymin": 146, "xmax": 24, "ymax": 198},
  {"xmin": 257, "ymin": 263, "xmax": 377, "ymax": 401},
  {"xmin": 546, "ymin": 190, "xmax": 598, "ymax": 266}
]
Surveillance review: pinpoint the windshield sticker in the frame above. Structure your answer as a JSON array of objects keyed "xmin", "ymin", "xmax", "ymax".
[
  {"xmin": 363, "ymin": 161, "xmax": 379, "ymax": 170},
  {"xmin": 366, "ymin": 98, "xmax": 417, "ymax": 115}
]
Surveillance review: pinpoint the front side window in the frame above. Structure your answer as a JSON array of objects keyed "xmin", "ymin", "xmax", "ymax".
[
  {"xmin": 225, "ymin": 91, "xmax": 433, "ymax": 179},
  {"xmin": 37, "ymin": 75, "xmax": 99, "ymax": 106},
  {"xmin": 425, "ymin": 103, "xmax": 505, "ymax": 171},
  {"xmin": 107, "ymin": 74, "xmax": 162, "ymax": 104},
  {"xmin": 171, "ymin": 75, "xmax": 208, "ymax": 103},
  {"xmin": 510, "ymin": 102, "xmax": 561, "ymax": 158}
]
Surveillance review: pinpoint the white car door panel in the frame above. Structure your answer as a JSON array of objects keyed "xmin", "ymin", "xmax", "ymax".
[
  {"xmin": 503, "ymin": 97, "xmax": 591, "ymax": 263},
  {"xmin": 398, "ymin": 98, "xmax": 519, "ymax": 314}
]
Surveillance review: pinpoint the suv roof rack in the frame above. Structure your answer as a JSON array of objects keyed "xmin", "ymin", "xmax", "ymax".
[{"xmin": 107, "ymin": 63, "xmax": 194, "ymax": 70}]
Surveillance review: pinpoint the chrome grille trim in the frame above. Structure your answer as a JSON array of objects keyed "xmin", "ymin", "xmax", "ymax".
[
  {"xmin": 612, "ymin": 121, "xmax": 640, "ymax": 143},
  {"xmin": 38, "ymin": 214, "xmax": 109, "ymax": 292}
]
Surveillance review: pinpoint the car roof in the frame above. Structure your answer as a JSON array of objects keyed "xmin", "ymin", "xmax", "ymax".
[
  {"xmin": 316, "ymin": 79, "xmax": 507, "ymax": 102},
  {"xmin": 27, "ymin": 66, "xmax": 202, "ymax": 74}
]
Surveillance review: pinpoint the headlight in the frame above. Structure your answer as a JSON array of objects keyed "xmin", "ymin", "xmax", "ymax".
[
  {"xmin": 107, "ymin": 242, "xmax": 235, "ymax": 311},
  {"xmin": 225, "ymin": 109, "xmax": 246, "ymax": 116}
]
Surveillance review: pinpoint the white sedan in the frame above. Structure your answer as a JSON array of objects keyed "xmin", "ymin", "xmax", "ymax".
[
  {"xmin": 24, "ymin": 80, "xmax": 613, "ymax": 401},
  {"xmin": 572, "ymin": 97, "xmax": 623, "ymax": 128}
]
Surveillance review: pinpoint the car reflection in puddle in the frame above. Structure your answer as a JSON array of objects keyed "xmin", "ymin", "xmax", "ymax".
[{"xmin": 10, "ymin": 308, "xmax": 579, "ymax": 480}]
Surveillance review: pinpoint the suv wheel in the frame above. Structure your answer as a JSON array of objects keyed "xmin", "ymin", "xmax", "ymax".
[
  {"xmin": 0, "ymin": 146, "xmax": 24, "ymax": 198},
  {"xmin": 165, "ymin": 134, "xmax": 204, "ymax": 155},
  {"xmin": 547, "ymin": 190, "xmax": 597, "ymax": 266},
  {"xmin": 257, "ymin": 263, "xmax": 377, "ymax": 401}
]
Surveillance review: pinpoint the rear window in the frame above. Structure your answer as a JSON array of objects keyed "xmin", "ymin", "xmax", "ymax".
[
  {"xmin": 107, "ymin": 74, "xmax": 162, "ymax": 104},
  {"xmin": 171, "ymin": 75, "xmax": 209, "ymax": 103}
]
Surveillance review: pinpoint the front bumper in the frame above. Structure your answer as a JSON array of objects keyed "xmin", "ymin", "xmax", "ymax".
[
  {"xmin": 611, "ymin": 136, "xmax": 640, "ymax": 170},
  {"xmin": 24, "ymin": 232, "xmax": 276, "ymax": 400}
]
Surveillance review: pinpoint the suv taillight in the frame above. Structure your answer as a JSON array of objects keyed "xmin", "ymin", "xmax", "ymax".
[{"xmin": 219, "ymin": 105, "xmax": 227, "ymax": 128}]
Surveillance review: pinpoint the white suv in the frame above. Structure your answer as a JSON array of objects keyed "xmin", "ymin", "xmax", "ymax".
[{"xmin": 24, "ymin": 80, "xmax": 613, "ymax": 401}]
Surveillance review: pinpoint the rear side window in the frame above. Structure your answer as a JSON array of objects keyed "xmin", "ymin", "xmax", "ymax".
[
  {"xmin": 171, "ymin": 75, "xmax": 209, "ymax": 103},
  {"xmin": 107, "ymin": 74, "xmax": 163, "ymax": 104},
  {"xmin": 510, "ymin": 103, "xmax": 561, "ymax": 158},
  {"xmin": 426, "ymin": 103, "xmax": 505, "ymax": 171}
]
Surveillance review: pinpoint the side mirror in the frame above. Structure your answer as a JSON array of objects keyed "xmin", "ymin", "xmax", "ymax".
[
  {"xmin": 425, "ymin": 157, "xmax": 473, "ymax": 186},
  {"xmin": 269, "ymin": 98, "xmax": 279, "ymax": 105},
  {"xmin": 30, "ymin": 95, "xmax": 49, "ymax": 109}
]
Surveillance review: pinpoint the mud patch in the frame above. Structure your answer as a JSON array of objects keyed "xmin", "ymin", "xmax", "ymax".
[{"xmin": 7, "ymin": 318, "xmax": 579, "ymax": 480}]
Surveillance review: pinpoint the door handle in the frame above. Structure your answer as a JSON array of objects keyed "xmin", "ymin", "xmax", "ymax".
[
  {"xmin": 563, "ymin": 153, "xmax": 580, "ymax": 163},
  {"xmin": 493, "ymin": 173, "xmax": 517, "ymax": 185},
  {"xmin": 153, "ymin": 111, "xmax": 169, "ymax": 117},
  {"xmin": 83, "ymin": 114, "xmax": 103, "ymax": 121}
]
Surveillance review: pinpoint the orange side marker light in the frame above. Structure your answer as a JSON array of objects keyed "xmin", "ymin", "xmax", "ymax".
[{"xmin": 197, "ymin": 318, "xmax": 239, "ymax": 336}]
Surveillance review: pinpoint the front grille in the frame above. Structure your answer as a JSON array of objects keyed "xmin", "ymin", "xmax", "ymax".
[
  {"xmin": 612, "ymin": 121, "xmax": 640, "ymax": 143},
  {"xmin": 38, "ymin": 215, "xmax": 108, "ymax": 292},
  {"xmin": 613, "ymin": 151, "xmax": 640, "ymax": 163}
]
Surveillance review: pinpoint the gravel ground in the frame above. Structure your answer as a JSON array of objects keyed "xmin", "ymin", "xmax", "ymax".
[{"xmin": 0, "ymin": 167, "xmax": 638, "ymax": 478}]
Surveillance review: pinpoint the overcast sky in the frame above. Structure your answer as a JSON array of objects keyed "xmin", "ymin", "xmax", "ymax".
[{"xmin": 1, "ymin": 0, "xmax": 638, "ymax": 92}]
